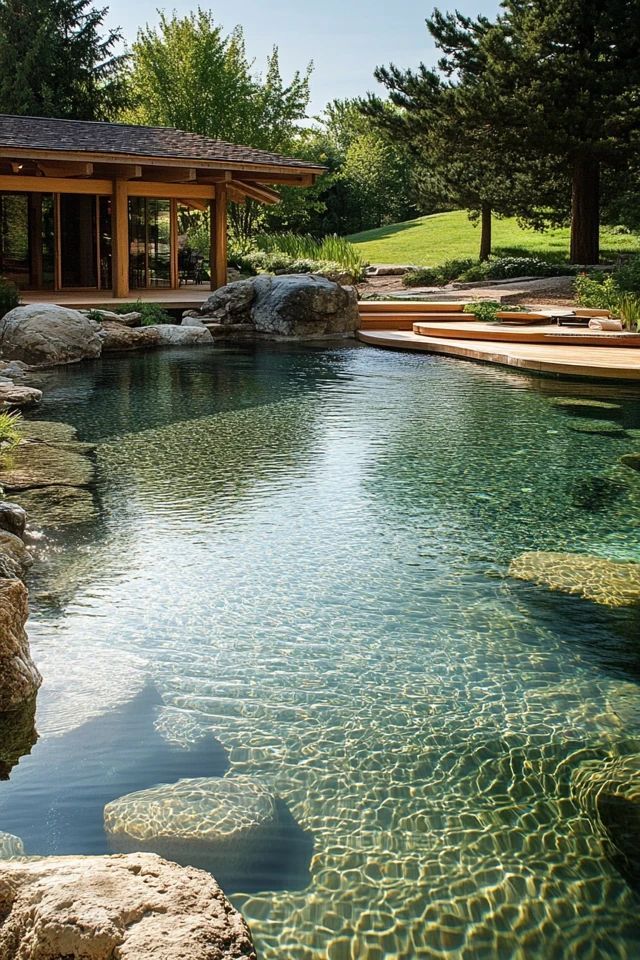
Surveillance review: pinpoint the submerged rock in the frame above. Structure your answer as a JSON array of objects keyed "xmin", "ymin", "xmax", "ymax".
[
  {"xmin": 0, "ymin": 441, "xmax": 95, "ymax": 491},
  {"xmin": 200, "ymin": 274, "xmax": 359, "ymax": 339},
  {"xmin": 569, "ymin": 475, "xmax": 626, "ymax": 512},
  {"xmin": 0, "ymin": 852, "xmax": 257, "ymax": 960},
  {"xmin": 0, "ymin": 696, "xmax": 38, "ymax": 779},
  {"xmin": 18, "ymin": 420, "xmax": 78, "ymax": 443},
  {"xmin": 567, "ymin": 419, "xmax": 627, "ymax": 437},
  {"xmin": 153, "ymin": 324, "xmax": 212, "ymax": 345},
  {"xmin": 552, "ymin": 397, "xmax": 623, "ymax": 416},
  {"xmin": 0, "ymin": 530, "xmax": 33, "ymax": 579},
  {"xmin": 0, "ymin": 832, "xmax": 24, "ymax": 859},
  {"xmin": 0, "ymin": 303, "xmax": 102, "ymax": 367},
  {"xmin": 104, "ymin": 776, "xmax": 279, "ymax": 878},
  {"xmin": 573, "ymin": 755, "xmax": 640, "ymax": 885},
  {"xmin": 0, "ymin": 578, "xmax": 42, "ymax": 712},
  {"xmin": 0, "ymin": 500, "xmax": 27, "ymax": 538},
  {"xmin": 17, "ymin": 484, "xmax": 97, "ymax": 529},
  {"xmin": 620, "ymin": 453, "xmax": 640, "ymax": 473},
  {"xmin": 509, "ymin": 551, "xmax": 640, "ymax": 607}
]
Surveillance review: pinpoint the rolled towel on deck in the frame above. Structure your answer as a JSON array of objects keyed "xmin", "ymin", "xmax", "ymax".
[{"xmin": 588, "ymin": 317, "xmax": 624, "ymax": 331}]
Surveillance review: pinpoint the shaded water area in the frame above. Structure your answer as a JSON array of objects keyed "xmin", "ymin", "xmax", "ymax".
[{"xmin": 2, "ymin": 342, "xmax": 640, "ymax": 957}]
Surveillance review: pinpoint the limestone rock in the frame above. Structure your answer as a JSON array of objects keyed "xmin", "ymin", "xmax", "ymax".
[
  {"xmin": 573, "ymin": 755, "xmax": 640, "ymax": 884},
  {"xmin": 620, "ymin": 453, "xmax": 640, "ymax": 473},
  {"xmin": 200, "ymin": 274, "xmax": 359, "ymax": 339},
  {"xmin": 153, "ymin": 324, "xmax": 212, "ymax": 345},
  {"xmin": 567, "ymin": 419, "xmax": 626, "ymax": 437},
  {"xmin": 0, "ymin": 853, "xmax": 257, "ymax": 960},
  {"xmin": 0, "ymin": 695, "xmax": 38, "ymax": 778},
  {"xmin": 182, "ymin": 315, "xmax": 207, "ymax": 328},
  {"xmin": 0, "ymin": 501, "xmax": 27, "ymax": 538},
  {"xmin": 17, "ymin": 420, "xmax": 78, "ymax": 444},
  {"xmin": 0, "ymin": 832, "xmax": 24, "ymax": 859},
  {"xmin": 0, "ymin": 441, "xmax": 95, "ymax": 491},
  {"xmin": 0, "ymin": 578, "xmax": 42, "ymax": 712},
  {"xmin": 105, "ymin": 776, "xmax": 278, "ymax": 880},
  {"xmin": 0, "ymin": 383, "xmax": 42, "ymax": 408},
  {"xmin": 552, "ymin": 397, "xmax": 622, "ymax": 416},
  {"xmin": 0, "ymin": 304, "xmax": 102, "ymax": 367},
  {"xmin": 509, "ymin": 551, "xmax": 640, "ymax": 607},
  {"xmin": 99, "ymin": 320, "xmax": 163, "ymax": 352},
  {"xmin": 0, "ymin": 530, "xmax": 32, "ymax": 579},
  {"xmin": 0, "ymin": 360, "xmax": 29, "ymax": 379},
  {"xmin": 17, "ymin": 485, "xmax": 97, "ymax": 529}
]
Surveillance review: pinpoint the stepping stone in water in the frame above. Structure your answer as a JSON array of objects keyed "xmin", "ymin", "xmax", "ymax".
[
  {"xmin": 567, "ymin": 419, "xmax": 627, "ymax": 437},
  {"xmin": 509, "ymin": 550, "xmax": 640, "ymax": 607},
  {"xmin": 552, "ymin": 397, "xmax": 623, "ymax": 417}
]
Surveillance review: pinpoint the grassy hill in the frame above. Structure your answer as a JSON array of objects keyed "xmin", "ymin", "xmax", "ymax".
[{"xmin": 347, "ymin": 209, "xmax": 640, "ymax": 266}]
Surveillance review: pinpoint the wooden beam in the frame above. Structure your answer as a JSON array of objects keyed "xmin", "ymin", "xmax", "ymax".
[
  {"xmin": 227, "ymin": 187, "xmax": 247, "ymax": 205},
  {"xmin": 127, "ymin": 180, "xmax": 216, "ymax": 200},
  {"xmin": 37, "ymin": 160, "xmax": 94, "ymax": 178},
  {"xmin": 179, "ymin": 199, "xmax": 207, "ymax": 212},
  {"xmin": 112, "ymin": 179, "xmax": 129, "ymax": 299},
  {"xmin": 240, "ymin": 173, "xmax": 315, "ymax": 186},
  {"xmin": 228, "ymin": 180, "xmax": 281, "ymax": 205},
  {"xmin": 0, "ymin": 174, "xmax": 112, "ymax": 195},
  {"xmin": 94, "ymin": 164, "xmax": 142, "ymax": 180},
  {"xmin": 140, "ymin": 167, "xmax": 197, "ymax": 183}
]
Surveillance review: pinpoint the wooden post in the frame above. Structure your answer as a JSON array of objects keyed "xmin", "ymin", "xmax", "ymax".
[
  {"xmin": 28, "ymin": 193, "xmax": 43, "ymax": 289},
  {"xmin": 170, "ymin": 198, "xmax": 179, "ymax": 289},
  {"xmin": 211, "ymin": 183, "xmax": 227, "ymax": 289},
  {"xmin": 112, "ymin": 179, "xmax": 129, "ymax": 298}
]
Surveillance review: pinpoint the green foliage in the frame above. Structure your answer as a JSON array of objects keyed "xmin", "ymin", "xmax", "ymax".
[
  {"xmin": 254, "ymin": 233, "xmax": 366, "ymax": 277},
  {"xmin": 462, "ymin": 301, "xmax": 509, "ymax": 323},
  {"xmin": 0, "ymin": 409, "xmax": 23, "ymax": 452},
  {"xmin": 574, "ymin": 274, "xmax": 622, "ymax": 312},
  {"xmin": 619, "ymin": 294, "xmax": 640, "ymax": 331},
  {"xmin": 0, "ymin": 278, "xmax": 20, "ymax": 318},
  {"xmin": 111, "ymin": 301, "xmax": 173, "ymax": 326},
  {"xmin": 233, "ymin": 250, "xmax": 359, "ymax": 283},
  {"xmin": 0, "ymin": 0, "xmax": 128, "ymax": 119},
  {"xmin": 403, "ymin": 259, "xmax": 475, "ymax": 287},
  {"xmin": 459, "ymin": 257, "xmax": 578, "ymax": 282},
  {"xmin": 616, "ymin": 256, "xmax": 640, "ymax": 294}
]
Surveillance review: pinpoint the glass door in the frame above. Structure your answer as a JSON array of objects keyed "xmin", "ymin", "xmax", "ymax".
[
  {"xmin": 59, "ymin": 194, "xmax": 98, "ymax": 288},
  {"xmin": 0, "ymin": 192, "xmax": 54, "ymax": 290},
  {"xmin": 129, "ymin": 198, "xmax": 172, "ymax": 289}
]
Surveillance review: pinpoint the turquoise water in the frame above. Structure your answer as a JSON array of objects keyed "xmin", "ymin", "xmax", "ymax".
[{"xmin": 2, "ymin": 343, "xmax": 640, "ymax": 958}]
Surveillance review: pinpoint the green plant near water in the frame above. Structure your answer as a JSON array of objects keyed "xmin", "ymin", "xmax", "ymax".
[
  {"xmin": 462, "ymin": 301, "xmax": 518, "ymax": 323},
  {"xmin": 0, "ymin": 410, "xmax": 23, "ymax": 452},
  {"xmin": 618, "ymin": 293, "xmax": 640, "ymax": 330},
  {"xmin": 234, "ymin": 250, "xmax": 361, "ymax": 283},
  {"xmin": 0, "ymin": 277, "xmax": 20, "ymax": 318},
  {"xmin": 111, "ymin": 301, "xmax": 173, "ymax": 326},
  {"xmin": 574, "ymin": 273, "xmax": 622, "ymax": 312},
  {"xmin": 254, "ymin": 232, "xmax": 366, "ymax": 278}
]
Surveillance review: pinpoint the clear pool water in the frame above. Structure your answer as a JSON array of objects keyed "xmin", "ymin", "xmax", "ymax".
[{"xmin": 2, "ymin": 342, "xmax": 640, "ymax": 958}]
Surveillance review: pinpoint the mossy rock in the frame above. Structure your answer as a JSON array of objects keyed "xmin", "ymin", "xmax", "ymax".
[
  {"xmin": 552, "ymin": 397, "xmax": 623, "ymax": 417},
  {"xmin": 509, "ymin": 551, "xmax": 640, "ymax": 607},
  {"xmin": 569, "ymin": 475, "xmax": 626, "ymax": 512},
  {"xmin": 0, "ymin": 441, "xmax": 95, "ymax": 490},
  {"xmin": 17, "ymin": 485, "xmax": 98, "ymax": 529},
  {"xmin": 18, "ymin": 420, "xmax": 78, "ymax": 443}
]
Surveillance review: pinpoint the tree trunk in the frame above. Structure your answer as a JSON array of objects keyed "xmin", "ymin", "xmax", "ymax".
[
  {"xmin": 479, "ymin": 203, "xmax": 492, "ymax": 261},
  {"xmin": 570, "ymin": 155, "xmax": 600, "ymax": 265}
]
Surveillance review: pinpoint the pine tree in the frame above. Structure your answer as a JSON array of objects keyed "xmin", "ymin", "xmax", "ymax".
[{"xmin": 0, "ymin": 0, "xmax": 127, "ymax": 120}]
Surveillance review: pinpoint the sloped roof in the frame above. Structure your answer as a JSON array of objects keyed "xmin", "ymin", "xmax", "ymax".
[{"xmin": 0, "ymin": 115, "xmax": 323, "ymax": 173}]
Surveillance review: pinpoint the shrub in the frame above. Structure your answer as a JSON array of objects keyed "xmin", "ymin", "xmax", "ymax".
[
  {"xmin": 0, "ymin": 410, "xmax": 23, "ymax": 452},
  {"xmin": 619, "ymin": 293, "xmax": 640, "ymax": 331},
  {"xmin": 111, "ymin": 301, "xmax": 173, "ymax": 326},
  {"xmin": 459, "ymin": 257, "xmax": 577, "ymax": 282},
  {"xmin": 233, "ymin": 250, "xmax": 357, "ymax": 283},
  {"xmin": 253, "ymin": 232, "xmax": 366, "ymax": 279},
  {"xmin": 0, "ymin": 278, "xmax": 20, "ymax": 319},
  {"xmin": 462, "ymin": 301, "xmax": 525, "ymax": 323},
  {"xmin": 402, "ymin": 258, "xmax": 475, "ymax": 287},
  {"xmin": 574, "ymin": 273, "xmax": 622, "ymax": 312},
  {"xmin": 616, "ymin": 255, "xmax": 640, "ymax": 293}
]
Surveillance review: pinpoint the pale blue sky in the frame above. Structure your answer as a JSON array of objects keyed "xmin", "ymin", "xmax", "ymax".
[{"xmin": 105, "ymin": 1, "xmax": 499, "ymax": 115}]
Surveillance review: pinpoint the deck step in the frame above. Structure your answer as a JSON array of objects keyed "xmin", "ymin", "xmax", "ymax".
[{"xmin": 358, "ymin": 300, "xmax": 468, "ymax": 314}]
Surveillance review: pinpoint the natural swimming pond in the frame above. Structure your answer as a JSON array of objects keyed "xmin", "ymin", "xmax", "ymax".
[{"xmin": 2, "ymin": 342, "xmax": 640, "ymax": 958}]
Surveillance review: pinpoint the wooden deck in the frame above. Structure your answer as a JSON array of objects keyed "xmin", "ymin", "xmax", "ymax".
[
  {"xmin": 411, "ymin": 319, "xmax": 640, "ymax": 349},
  {"xmin": 358, "ymin": 329, "xmax": 640, "ymax": 381},
  {"xmin": 21, "ymin": 286, "xmax": 213, "ymax": 311}
]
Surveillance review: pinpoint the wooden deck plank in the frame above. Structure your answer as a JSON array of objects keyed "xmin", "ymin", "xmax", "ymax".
[{"xmin": 358, "ymin": 329, "xmax": 640, "ymax": 381}]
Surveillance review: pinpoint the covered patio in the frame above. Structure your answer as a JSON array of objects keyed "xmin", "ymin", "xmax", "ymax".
[{"xmin": 0, "ymin": 115, "xmax": 324, "ymax": 301}]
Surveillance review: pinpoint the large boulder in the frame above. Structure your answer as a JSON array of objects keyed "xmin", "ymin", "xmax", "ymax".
[
  {"xmin": 0, "ymin": 501, "xmax": 27, "ymax": 538},
  {"xmin": 0, "ymin": 383, "xmax": 42, "ymax": 409},
  {"xmin": 104, "ymin": 776, "xmax": 279, "ymax": 885},
  {"xmin": 509, "ymin": 551, "xmax": 640, "ymax": 607},
  {"xmin": 98, "ymin": 321, "xmax": 163, "ymax": 352},
  {"xmin": 0, "ymin": 304, "xmax": 102, "ymax": 367},
  {"xmin": 153, "ymin": 324, "xmax": 212, "ymax": 346},
  {"xmin": 200, "ymin": 274, "xmax": 359, "ymax": 339},
  {"xmin": 0, "ymin": 578, "xmax": 42, "ymax": 712},
  {"xmin": 0, "ymin": 853, "xmax": 257, "ymax": 960},
  {"xmin": 0, "ymin": 696, "xmax": 37, "ymax": 779}
]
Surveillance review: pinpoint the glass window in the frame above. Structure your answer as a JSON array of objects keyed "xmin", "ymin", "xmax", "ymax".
[
  {"xmin": 129, "ymin": 198, "xmax": 172, "ymax": 289},
  {"xmin": 60, "ymin": 194, "xmax": 97, "ymax": 288}
]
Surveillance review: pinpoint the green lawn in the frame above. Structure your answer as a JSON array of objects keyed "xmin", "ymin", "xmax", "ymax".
[{"xmin": 347, "ymin": 209, "xmax": 640, "ymax": 266}]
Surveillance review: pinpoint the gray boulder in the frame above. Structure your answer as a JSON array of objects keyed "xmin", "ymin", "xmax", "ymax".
[
  {"xmin": 0, "ymin": 578, "xmax": 42, "ymax": 712},
  {"xmin": 200, "ymin": 274, "xmax": 359, "ymax": 339},
  {"xmin": 0, "ymin": 304, "xmax": 103, "ymax": 367},
  {"xmin": 153, "ymin": 324, "xmax": 212, "ymax": 346},
  {"xmin": 99, "ymin": 321, "xmax": 163, "ymax": 352},
  {"xmin": 0, "ymin": 530, "xmax": 33, "ymax": 579},
  {"xmin": 0, "ymin": 501, "xmax": 27, "ymax": 538},
  {"xmin": 0, "ymin": 852, "xmax": 257, "ymax": 960},
  {"xmin": 83, "ymin": 308, "xmax": 142, "ymax": 327},
  {"xmin": 0, "ymin": 382, "xmax": 42, "ymax": 408}
]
